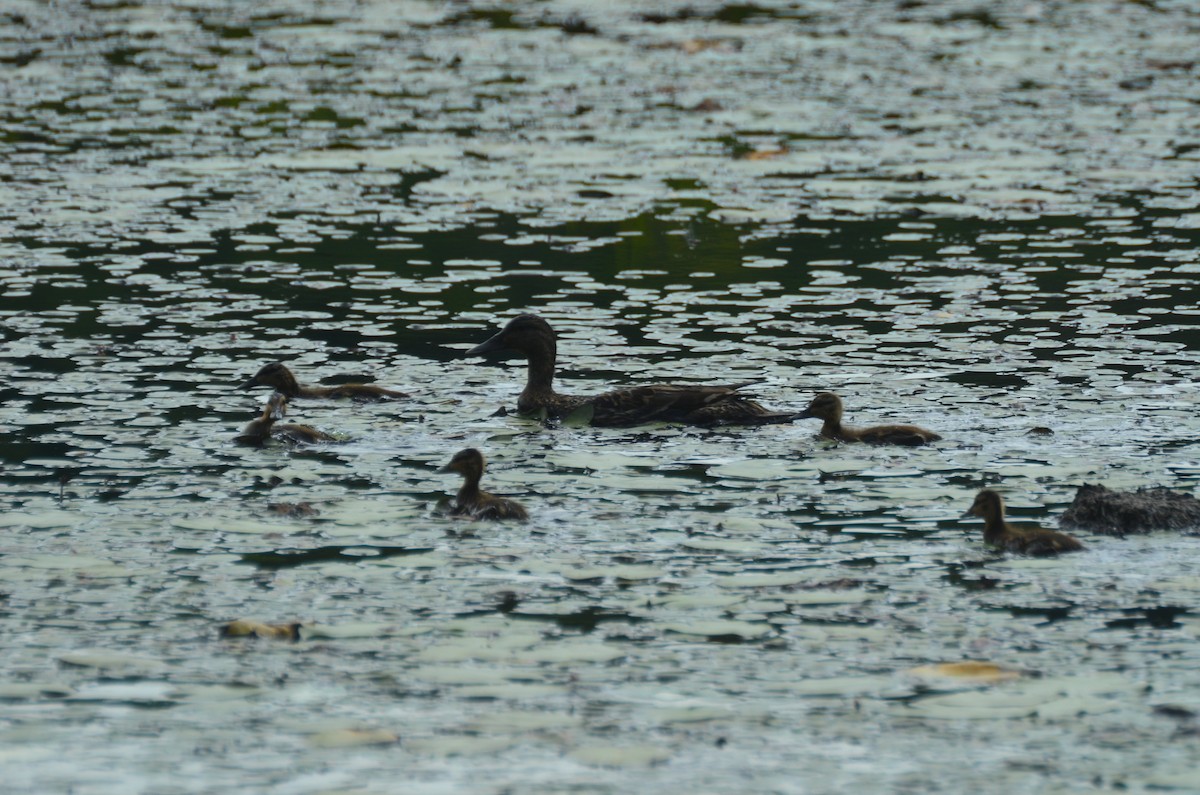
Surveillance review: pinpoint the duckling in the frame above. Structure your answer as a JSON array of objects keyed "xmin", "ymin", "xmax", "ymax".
[
  {"xmin": 465, "ymin": 314, "xmax": 802, "ymax": 427},
  {"xmin": 439, "ymin": 448, "xmax": 528, "ymax": 521},
  {"xmin": 233, "ymin": 392, "xmax": 336, "ymax": 446},
  {"xmin": 799, "ymin": 392, "xmax": 941, "ymax": 446},
  {"xmin": 234, "ymin": 392, "xmax": 287, "ymax": 446},
  {"xmin": 966, "ymin": 489, "xmax": 1084, "ymax": 556},
  {"xmin": 240, "ymin": 362, "xmax": 407, "ymax": 401}
]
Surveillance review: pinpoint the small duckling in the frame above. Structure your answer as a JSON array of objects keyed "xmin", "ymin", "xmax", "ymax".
[
  {"xmin": 234, "ymin": 392, "xmax": 287, "ymax": 446},
  {"xmin": 799, "ymin": 392, "xmax": 941, "ymax": 446},
  {"xmin": 240, "ymin": 362, "xmax": 407, "ymax": 401},
  {"xmin": 966, "ymin": 489, "xmax": 1084, "ymax": 556},
  {"xmin": 233, "ymin": 393, "xmax": 336, "ymax": 446},
  {"xmin": 439, "ymin": 448, "xmax": 528, "ymax": 522}
]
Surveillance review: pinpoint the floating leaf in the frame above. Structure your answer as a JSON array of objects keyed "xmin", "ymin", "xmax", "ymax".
[
  {"xmin": 308, "ymin": 728, "xmax": 399, "ymax": 749},
  {"xmin": 908, "ymin": 661, "xmax": 1024, "ymax": 683},
  {"xmin": 220, "ymin": 619, "xmax": 301, "ymax": 641}
]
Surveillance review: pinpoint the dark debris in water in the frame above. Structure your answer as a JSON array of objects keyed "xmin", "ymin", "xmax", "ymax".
[
  {"xmin": 240, "ymin": 545, "xmax": 434, "ymax": 570},
  {"xmin": 1059, "ymin": 484, "xmax": 1200, "ymax": 536},
  {"xmin": 1104, "ymin": 605, "xmax": 1188, "ymax": 630}
]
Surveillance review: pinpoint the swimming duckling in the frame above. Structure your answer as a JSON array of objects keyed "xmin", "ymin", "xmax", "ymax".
[
  {"xmin": 240, "ymin": 362, "xmax": 407, "ymax": 401},
  {"xmin": 465, "ymin": 314, "xmax": 802, "ymax": 427},
  {"xmin": 799, "ymin": 392, "xmax": 941, "ymax": 446},
  {"xmin": 234, "ymin": 392, "xmax": 287, "ymax": 446},
  {"xmin": 233, "ymin": 393, "xmax": 336, "ymax": 446},
  {"xmin": 966, "ymin": 489, "xmax": 1084, "ymax": 556},
  {"xmin": 439, "ymin": 448, "xmax": 528, "ymax": 521}
]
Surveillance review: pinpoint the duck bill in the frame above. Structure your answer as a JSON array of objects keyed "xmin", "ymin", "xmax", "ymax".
[
  {"xmin": 797, "ymin": 408, "xmax": 815, "ymax": 419},
  {"xmin": 465, "ymin": 330, "xmax": 508, "ymax": 357},
  {"xmin": 239, "ymin": 376, "xmax": 260, "ymax": 389},
  {"xmin": 436, "ymin": 463, "xmax": 454, "ymax": 474}
]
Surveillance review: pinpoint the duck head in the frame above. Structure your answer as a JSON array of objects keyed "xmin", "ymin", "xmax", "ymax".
[
  {"xmin": 241, "ymin": 362, "xmax": 300, "ymax": 395},
  {"xmin": 798, "ymin": 392, "xmax": 844, "ymax": 422},
  {"xmin": 466, "ymin": 314, "xmax": 556, "ymax": 359},
  {"xmin": 439, "ymin": 447, "xmax": 486, "ymax": 479},
  {"xmin": 966, "ymin": 489, "xmax": 1004, "ymax": 519}
]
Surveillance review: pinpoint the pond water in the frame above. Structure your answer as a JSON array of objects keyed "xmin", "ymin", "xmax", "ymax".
[{"xmin": 2, "ymin": 1, "xmax": 1200, "ymax": 793}]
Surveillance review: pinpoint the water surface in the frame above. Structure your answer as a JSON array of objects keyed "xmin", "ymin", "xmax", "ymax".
[{"xmin": 3, "ymin": 1, "xmax": 1200, "ymax": 793}]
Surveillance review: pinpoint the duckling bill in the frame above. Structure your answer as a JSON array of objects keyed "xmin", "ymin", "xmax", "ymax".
[
  {"xmin": 439, "ymin": 448, "xmax": 528, "ymax": 521},
  {"xmin": 966, "ymin": 489, "xmax": 1084, "ymax": 556},
  {"xmin": 799, "ymin": 392, "xmax": 941, "ymax": 446},
  {"xmin": 241, "ymin": 362, "xmax": 407, "ymax": 401},
  {"xmin": 466, "ymin": 314, "xmax": 802, "ymax": 427}
]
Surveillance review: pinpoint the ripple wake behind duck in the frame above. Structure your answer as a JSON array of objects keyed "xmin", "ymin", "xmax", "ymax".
[{"xmin": 465, "ymin": 314, "xmax": 802, "ymax": 428}]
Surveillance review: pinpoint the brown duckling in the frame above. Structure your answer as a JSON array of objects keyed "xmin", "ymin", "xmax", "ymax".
[
  {"xmin": 233, "ymin": 393, "xmax": 337, "ymax": 446},
  {"xmin": 799, "ymin": 392, "xmax": 941, "ymax": 446},
  {"xmin": 240, "ymin": 362, "xmax": 407, "ymax": 401},
  {"xmin": 966, "ymin": 489, "xmax": 1084, "ymax": 556},
  {"xmin": 439, "ymin": 448, "xmax": 528, "ymax": 522},
  {"xmin": 234, "ymin": 392, "xmax": 287, "ymax": 446},
  {"xmin": 466, "ymin": 314, "xmax": 802, "ymax": 427}
]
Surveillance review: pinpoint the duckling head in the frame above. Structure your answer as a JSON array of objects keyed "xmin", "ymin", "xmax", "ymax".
[
  {"xmin": 265, "ymin": 392, "xmax": 288, "ymax": 420},
  {"xmin": 241, "ymin": 362, "xmax": 299, "ymax": 394},
  {"xmin": 439, "ymin": 448, "xmax": 486, "ymax": 479},
  {"xmin": 466, "ymin": 314, "xmax": 555, "ymax": 359},
  {"xmin": 966, "ymin": 489, "xmax": 1004, "ymax": 519},
  {"xmin": 798, "ymin": 392, "xmax": 844, "ymax": 422}
]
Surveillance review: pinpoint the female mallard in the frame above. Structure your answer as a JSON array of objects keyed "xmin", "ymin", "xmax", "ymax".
[
  {"xmin": 439, "ymin": 448, "xmax": 528, "ymax": 521},
  {"xmin": 233, "ymin": 393, "xmax": 337, "ymax": 446},
  {"xmin": 234, "ymin": 392, "xmax": 287, "ymax": 446},
  {"xmin": 966, "ymin": 489, "xmax": 1084, "ymax": 556},
  {"xmin": 799, "ymin": 392, "xmax": 941, "ymax": 446},
  {"xmin": 465, "ymin": 314, "xmax": 801, "ymax": 427},
  {"xmin": 240, "ymin": 362, "xmax": 407, "ymax": 401}
]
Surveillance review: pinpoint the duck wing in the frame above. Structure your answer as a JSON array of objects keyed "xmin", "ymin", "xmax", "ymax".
[
  {"xmin": 274, "ymin": 424, "xmax": 338, "ymax": 444},
  {"xmin": 1022, "ymin": 532, "xmax": 1084, "ymax": 556},
  {"xmin": 857, "ymin": 425, "xmax": 941, "ymax": 446},
  {"xmin": 454, "ymin": 493, "xmax": 529, "ymax": 521},
  {"xmin": 586, "ymin": 382, "xmax": 798, "ymax": 428},
  {"xmin": 1000, "ymin": 525, "xmax": 1083, "ymax": 556},
  {"xmin": 319, "ymin": 384, "xmax": 409, "ymax": 401}
]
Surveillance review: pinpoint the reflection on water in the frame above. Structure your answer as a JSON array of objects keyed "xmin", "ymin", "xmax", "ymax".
[{"xmin": 3, "ymin": 1, "xmax": 1200, "ymax": 793}]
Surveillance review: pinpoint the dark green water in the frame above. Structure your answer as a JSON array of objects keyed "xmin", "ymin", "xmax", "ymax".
[{"xmin": 2, "ymin": 1, "xmax": 1199, "ymax": 793}]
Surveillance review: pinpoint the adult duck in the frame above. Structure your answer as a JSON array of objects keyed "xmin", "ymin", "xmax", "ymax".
[
  {"xmin": 799, "ymin": 392, "xmax": 941, "ymax": 446},
  {"xmin": 439, "ymin": 448, "xmax": 528, "ymax": 521},
  {"xmin": 240, "ymin": 362, "xmax": 407, "ymax": 401},
  {"xmin": 465, "ymin": 314, "xmax": 801, "ymax": 427},
  {"xmin": 965, "ymin": 489, "xmax": 1084, "ymax": 556}
]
